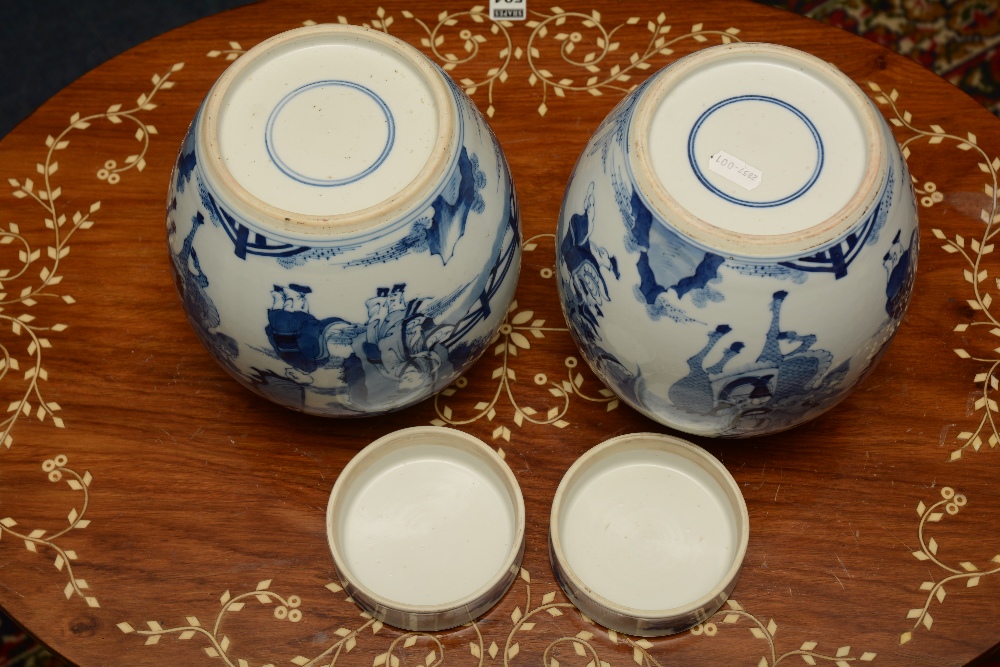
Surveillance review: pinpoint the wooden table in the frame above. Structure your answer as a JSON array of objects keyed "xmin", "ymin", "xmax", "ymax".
[{"xmin": 1, "ymin": 1, "xmax": 998, "ymax": 665}]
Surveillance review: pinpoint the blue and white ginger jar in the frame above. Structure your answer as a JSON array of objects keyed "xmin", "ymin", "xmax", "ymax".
[
  {"xmin": 167, "ymin": 25, "xmax": 520, "ymax": 417},
  {"xmin": 556, "ymin": 43, "xmax": 918, "ymax": 437}
]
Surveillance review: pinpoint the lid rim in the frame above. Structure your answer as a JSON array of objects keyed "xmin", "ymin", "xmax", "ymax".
[
  {"xmin": 326, "ymin": 426, "xmax": 526, "ymax": 624},
  {"xmin": 549, "ymin": 432, "xmax": 749, "ymax": 626}
]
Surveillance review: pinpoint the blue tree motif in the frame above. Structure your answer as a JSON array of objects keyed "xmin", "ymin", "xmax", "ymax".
[{"xmin": 426, "ymin": 147, "xmax": 487, "ymax": 265}]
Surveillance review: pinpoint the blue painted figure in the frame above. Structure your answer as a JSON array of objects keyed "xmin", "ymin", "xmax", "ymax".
[
  {"xmin": 560, "ymin": 182, "xmax": 620, "ymax": 340},
  {"xmin": 668, "ymin": 325, "xmax": 746, "ymax": 416},
  {"xmin": 361, "ymin": 283, "xmax": 455, "ymax": 390},
  {"xmin": 883, "ymin": 228, "xmax": 917, "ymax": 318},
  {"xmin": 266, "ymin": 284, "xmax": 356, "ymax": 374},
  {"xmin": 168, "ymin": 211, "xmax": 239, "ymax": 365},
  {"xmin": 263, "ymin": 284, "xmax": 368, "ymax": 406},
  {"xmin": 259, "ymin": 281, "xmax": 467, "ymax": 411},
  {"xmin": 749, "ymin": 290, "xmax": 831, "ymax": 407},
  {"xmin": 241, "ymin": 141, "xmax": 514, "ymax": 416}
]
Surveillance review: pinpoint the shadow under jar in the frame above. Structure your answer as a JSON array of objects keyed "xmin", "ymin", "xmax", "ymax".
[
  {"xmin": 555, "ymin": 42, "xmax": 918, "ymax": 438},
  {"xmin": 167, "ymin": 24, "xmax": 521, "ymax": 417}
]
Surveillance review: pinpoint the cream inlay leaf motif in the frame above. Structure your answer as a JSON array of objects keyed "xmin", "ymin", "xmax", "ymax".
[
  {"xmin": 118, "ymin": 563, "xmax": 879, "ymax": 666},
  {"xmin": 0, "ymin": 455, "xmax": 97, "ymax": 608},
  {"xmin": 432, "ymin": 234, "xmax": 618, "ymax": 440},
  {"xmin": 220, "ymin": 12, "xmax": 740, "ymax": 119},
  {"xmin": 870, "ymin": 83, "xmax": 1000, "ymax": 646},
  {"xmin": 121, "ymin": 579, "xmax": 486, "ymax": 667},
  {"xmin": 871, "ymin": 83, "xmax": 1000, "ymax": 462},
  {"xmin": 496, "ymin": 573, "xmax": 875, "ymax": 667},
  {"xmin": 895, "ymin": 486, "xmax": 999, "ymax": 645},
  {"xmin": 3, "ymin": 64, "xmax": 181, "ymax": 449},
  {"xmin": 0, "ymin": 62, "xmax": 182, "ymax": 633}
]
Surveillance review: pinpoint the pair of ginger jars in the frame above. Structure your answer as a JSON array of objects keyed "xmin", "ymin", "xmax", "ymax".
[{"xmin": 167, "ymin": 24, "xmax": 917, "ymax": 438}]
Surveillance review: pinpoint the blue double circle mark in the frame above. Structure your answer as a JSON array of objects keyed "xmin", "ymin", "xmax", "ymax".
[
  {"xmin": 687, "ymin": 95, "xmax": 824, "ymax": 208},
  {"xmin": 265, "ymin": 80, "xmax": 395, "ymax": 187}
]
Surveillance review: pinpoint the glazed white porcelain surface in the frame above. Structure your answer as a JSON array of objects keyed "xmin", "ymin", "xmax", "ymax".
[
  {"xmin": 327, "ymin": 427, "xmax": 526, "ymax": 631},
  {"xmin": 558, "ymin": 448, "xmax": 736, "ymax": 610},
  {"xmin": 337, "ymin": 442, "xmax": 515, "ymax": 606},
  {"xmin": 167, "ymin": 25, "xmax": 521, "ymax": 417},
  {"xmin": 217, "ymin": 32, "xmax": 441, "ymax": 216},
  {"xmin": 556, "ymin": 42, "xmax": 918, "ymax": 437},
  {"xmin": 549, "ymin": 433, "xmax": 749, "ymax": 636}
]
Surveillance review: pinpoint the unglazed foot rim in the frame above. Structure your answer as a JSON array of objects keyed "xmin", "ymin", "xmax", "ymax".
[
  {"xmin": 630, "ymin": 42, "xmax": 886, "ymax": 258},
  {"xmin": 197, "ymin": 24, "xmax": 456, "ymax": 237}
]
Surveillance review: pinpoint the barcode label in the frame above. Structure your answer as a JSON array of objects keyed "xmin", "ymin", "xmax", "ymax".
[{"xmin": 490, "ymin": 0, "xmax": 526, "ymax": 20}]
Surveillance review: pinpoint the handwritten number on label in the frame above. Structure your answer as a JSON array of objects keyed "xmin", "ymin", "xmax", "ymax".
[{"xmin": 708, "ymin": 150, "xmax": 763, "ymax": 191}]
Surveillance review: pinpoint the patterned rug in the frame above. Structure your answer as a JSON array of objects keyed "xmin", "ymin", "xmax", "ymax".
[
  {"xmin": 756, "ymin": 0, "xmax": 1000, "ymax": 116},
  {"xmin": 1, "ymin": 1, "xmax": 999, "ymax": 666},
  {"xmin": 0, "ymin": 612, "xmax": 59, "ymax": 667}
]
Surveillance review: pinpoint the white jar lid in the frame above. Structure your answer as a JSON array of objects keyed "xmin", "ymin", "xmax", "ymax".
[
  {"xmin": 327, "ymin": 427, "xmax": 525, "ymax": 631},
  {"xmin": 550, "ymin": 433, "xmax": 748, "ymax": 636}
]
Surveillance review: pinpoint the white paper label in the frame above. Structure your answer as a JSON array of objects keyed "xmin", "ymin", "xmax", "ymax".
[
  {"xmin": 708, "ymin": 151, "xmax": 763, "ymax": 191},
  {"xmin": 490, "ymin": 0, "xmax": 526, "ymax": 20}
]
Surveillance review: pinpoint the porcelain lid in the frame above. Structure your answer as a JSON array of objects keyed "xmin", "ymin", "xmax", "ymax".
[
  {"xmin": 327, "ymin": 426, "xmax": 525, "ymax": 631},
  {"xmin": 549, "ymin": 433, "xmax": 749, "ymax": 636}
]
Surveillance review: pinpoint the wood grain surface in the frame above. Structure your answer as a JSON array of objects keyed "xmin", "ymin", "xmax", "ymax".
[{"xmin": 0, "ymin": 1, "xmax": 998, "ymax": 665}]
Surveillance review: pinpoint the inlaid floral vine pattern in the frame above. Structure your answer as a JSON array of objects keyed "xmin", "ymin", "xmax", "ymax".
[
  {"xmin": 276, "ymin": 7, "xmax": 740, "ymax": 118},
  {"xmin": 2, "ymin": 62, "xmax": 183, "ymax": 449},
  {"xmin": 1, "ymin": 63, "xmax": 180, "ymax": 620},
  {"xmin": 3, "ymin": 7, "xmax": 994, "ymax": 666},
  {"xmin": 693, "ymin": 600, "xmax": 877, "ymax": 667},
  {"xmin": 869, "ymin": 84, "xmax": 1000, "ymax": 645},
  {"xmin": 500, "ymin": 570, "xmax": 876, "ymax": 667},
  {"xmin": 120, "ymin": 579, "xmax": 485, "ymax": 667},
  {"xmin": 398, "ymin": 7, "xmax": 513, "ymax": 119},
  {"xmin": 869, "ymin": 82, "xmax": 1000, "ymax": 462},
  {"xmin": 121, "ymin": 569, "xmax": 876, "ymax": 667},
  {"xmin": 431, "ymin": 234, "xmax": 618, "ymax": 442},
  {"xmin": 520, "ymin": 8, "xmax": 741, "ymax": 117},
  {"xmin": 0, "ymin": 455, "xmax": 97, "ymax": 608},
  {"xmin": 899, "ymin": 487, "xmax": 1000, "ymax": 645}
]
